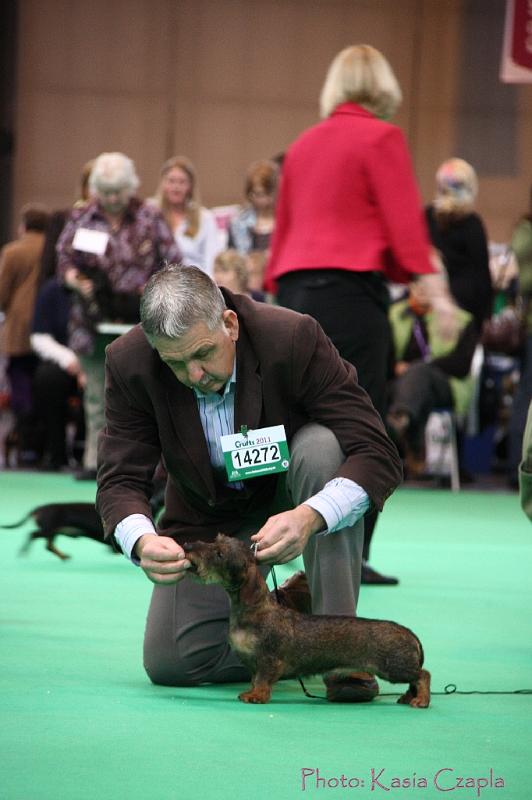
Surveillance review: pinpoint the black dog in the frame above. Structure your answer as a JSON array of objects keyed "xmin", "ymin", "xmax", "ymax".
[
  {"xmin": 2, "ymin": 477, "xmax": 166, "ymax": 560},
  {"xmin": 1, "ymin": 503, "xmax": 113, "ymax": 560}
]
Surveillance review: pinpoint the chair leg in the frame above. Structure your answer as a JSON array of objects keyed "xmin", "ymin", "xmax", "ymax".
[{"xmin": 448, "ymin": 414, "xmax": 460, "ymax": 492}]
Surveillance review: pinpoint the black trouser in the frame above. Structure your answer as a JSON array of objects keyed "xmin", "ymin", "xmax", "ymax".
[
  {"xmin": 33, "ymin": 361, "xmax": 81, "ymax": 468},
  {"xmin": 388, "ymin": 362, "xmax": 454, "ymax": 453},
  {"xmin": 277, "ymin": 269, "xmax": 392, "ymax": 560}
]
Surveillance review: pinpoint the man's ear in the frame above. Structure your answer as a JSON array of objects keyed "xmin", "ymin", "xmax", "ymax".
[{"xmin": 223, "ymin": 309, "xmax": 239, "ymax": 342}]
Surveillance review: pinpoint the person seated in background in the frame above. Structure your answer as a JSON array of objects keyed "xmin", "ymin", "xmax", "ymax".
[
  {"xmin": 30, "ymin": 277, "xmax": 85, "ymax": 470},
  {"xmin": 386, "ymin": 275, "xmax": 478, "ymax": 477},
  {"xmin": 150, "ymin": 155, "xmax": 222, "ymax": 276},
  {"xmin": 425, "ymin": 158, "xmax": 492, "ymax": 334},
  {"xmin": 228, "ymin": 160, "xmax": 279, "ymax": 254},
  {"xmin": 0, "ymin": 204, "xmax": 50, "ymax": 463},
  {"xmin": 213, "ymin": 249, "xmax": 250, "ymax": 296}
]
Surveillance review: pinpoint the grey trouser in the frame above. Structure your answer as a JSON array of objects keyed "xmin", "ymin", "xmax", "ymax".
[
  {"xmin": 79, "ymin": 335, "xmax": 115, "ymax": 470},
  {"xmin": 143, "ymin": 423, "xmax": 365, "ymax": 686}
]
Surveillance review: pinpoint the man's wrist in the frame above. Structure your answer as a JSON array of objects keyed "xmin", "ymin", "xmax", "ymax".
[{"xmin": 298, "ymin": 504, "xmax": 327, "ymax": 537}]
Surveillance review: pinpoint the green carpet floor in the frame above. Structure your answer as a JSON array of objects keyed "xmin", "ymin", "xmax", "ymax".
[{"xmin": 1, "ymin": 471, "xmax": 531, "ymax": 800}]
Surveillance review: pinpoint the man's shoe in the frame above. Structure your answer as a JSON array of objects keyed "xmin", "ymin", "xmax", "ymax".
[
  {"xmin": 274, "ymin": 570, "xmax": 312, "ymax": 613},
  {"xmin": 324, "ymin": 672, "xmax": 379, "ymax": 703},
  {"xmin": 75, "ymin": 468, "xmax": 97, "ymax": 481},
  {"xmin": 361, "ymin": 562, "xmax": 399, "ymax": 585}
]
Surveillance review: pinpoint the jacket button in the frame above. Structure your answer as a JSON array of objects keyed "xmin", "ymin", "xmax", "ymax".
[{"xmin": 208, "ymin": 499, "xmax": 215, "ymax": 507}]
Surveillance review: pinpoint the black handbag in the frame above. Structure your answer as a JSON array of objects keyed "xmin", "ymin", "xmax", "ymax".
[{"xmin": 481, "ymin": 299, "xmax": 527, "ymax": 355}]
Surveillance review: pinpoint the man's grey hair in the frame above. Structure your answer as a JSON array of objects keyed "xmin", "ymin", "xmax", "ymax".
[
  {"xmin": 141, "ymin": 264, "xmax": 227, "ymax": 341},
  {"xmin": 89, "ymin": 152, "xmax": 140, "ymax": 193}
]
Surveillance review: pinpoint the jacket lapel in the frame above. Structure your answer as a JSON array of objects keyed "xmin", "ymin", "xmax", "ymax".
[
  {"xmin": 161, "ymin": 364, "xmax": 217, "ymax": 499},
  {"xmin": 234, "ymin": 325, "xmax": 263, "ymax": 434}
]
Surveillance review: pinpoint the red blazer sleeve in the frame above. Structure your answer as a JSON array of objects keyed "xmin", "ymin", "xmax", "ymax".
[{"xmin": 366, "ymin": 126, "xmax": 434, "ymax": 283}]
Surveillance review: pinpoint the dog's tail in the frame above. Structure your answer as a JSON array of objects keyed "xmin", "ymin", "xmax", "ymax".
[{"xmin": 0, "ymin": 511, "xmax": 35, "ymax": 530}]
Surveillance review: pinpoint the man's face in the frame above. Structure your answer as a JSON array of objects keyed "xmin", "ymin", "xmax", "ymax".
[{"xmin": 153, "ymin": 310, "xmax": 239, "ymax": 394}]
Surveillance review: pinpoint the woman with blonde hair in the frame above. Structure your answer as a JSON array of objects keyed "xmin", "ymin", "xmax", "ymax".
[
  {"xmin": 425, "ymin": 157, "xmax": 492, "ymax": 332},
  {"xmin": 265, "ymin": 44, "xmax": 458, "ymax": 595},
  {"xmin": 152, "ymin": 156, "xmax": 222, "ymax": 276}
]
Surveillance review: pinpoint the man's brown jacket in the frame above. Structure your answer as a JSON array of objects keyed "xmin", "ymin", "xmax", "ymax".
[{"xmin": 96, "ymin": 291, "xmax": 402, "ymax": 543}]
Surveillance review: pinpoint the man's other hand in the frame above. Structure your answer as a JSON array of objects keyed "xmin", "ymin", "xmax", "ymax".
[{"xmin": 251, "ymin": 505, "xmax": 325, "ymax": 565}]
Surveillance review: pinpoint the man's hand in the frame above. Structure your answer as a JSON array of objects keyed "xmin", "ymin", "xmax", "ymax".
[
  {"xmin": 134, "ymin": 534, "xmax": 190, "ymax": 585},
  {"xmin": 250, "ymin": 505, "xmax": 325, "ymax": 565}
]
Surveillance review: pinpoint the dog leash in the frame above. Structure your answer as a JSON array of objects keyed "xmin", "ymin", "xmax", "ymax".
[
  {"xmin": 250, "ymin": 544, "xmax": 322, "ymax": 698},
  {"xmin": 262, "ymin": 553, "xmax": 325, "ymax": 700}
]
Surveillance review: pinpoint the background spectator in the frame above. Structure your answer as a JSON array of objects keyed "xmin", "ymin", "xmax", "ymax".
[
  {"xmin": 245, "ymin": 250, "xmax": 267, "ymax": 301},
  {"xmin": 150, "ymin": 155, "xmax": 221, "ymax": 276},
  {"xmin": 387, "ymin": 275, "xmax": 477, "ymax": 477},
  {"xmin": 228, "ymin": 160, "xmax": 278, "ymax": 255},
  {"xmin": 56, "ymin": 152, "xmax": 180, "ymax": 479},
  {"xmin": 425, "ymin": 158, "xmax": 492, "ymax": 334},
  {"xmin": 0, "ymin": 204, "xmax": 50, "ymax": 461},
  {"xmin": 30, "ymin": 276, "xmax": 85, "ymax": 470},
  {"xmin": 40, "ymin": 159, "xmax": 95, "ymax": 283},
  {"xmin": 213, "ymin": 249, "xmax": 250, "ymax": 295}
]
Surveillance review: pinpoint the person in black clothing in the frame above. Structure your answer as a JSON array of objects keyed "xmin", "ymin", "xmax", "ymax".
[
  {"xmin": 31, "ymin": 278, "xmax": 85, "ymax": 469},
  {"xmin": 425, "ymin": 158, "xmax": 492, "ymax": 334}
]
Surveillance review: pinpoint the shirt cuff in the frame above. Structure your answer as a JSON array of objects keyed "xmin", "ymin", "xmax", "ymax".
[
  {"xmin": 303, "ymin": 477, "xmax": 370, "ymax": 534},
  {"xmin": 114, "ymin": 514, "xmax": 157, "ymax": 564}
]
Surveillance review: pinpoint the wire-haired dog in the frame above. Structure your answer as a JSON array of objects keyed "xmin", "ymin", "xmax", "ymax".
[{"xmin": 183, "ymin": 534, "xmax": 431, "ymax": 707}]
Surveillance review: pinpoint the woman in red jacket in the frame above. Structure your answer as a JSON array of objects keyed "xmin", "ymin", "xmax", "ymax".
[{"xmin": 265, "ymin": 44, "xmax": 455, "ymax": 584}]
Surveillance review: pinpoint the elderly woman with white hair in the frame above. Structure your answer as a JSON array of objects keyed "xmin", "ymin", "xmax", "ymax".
[
  {"xmin": 425, "ymin": 158, "xmax": 492, "ymax": 333},
  {"xmin": 56, "ymin": 151, "xmax": 181, "ymax": 478},
  {"xmin": 264, "ymin": 44, "xmax": 457, "ymax": 589}
]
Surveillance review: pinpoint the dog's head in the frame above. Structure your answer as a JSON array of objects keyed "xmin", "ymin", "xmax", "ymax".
[{"xmin": 183, "ymin": 534, "xmax": 255, "ymax": 591}]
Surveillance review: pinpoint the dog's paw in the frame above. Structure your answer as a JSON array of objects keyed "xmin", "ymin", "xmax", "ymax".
[
  {"xmin": 408, "ymin": 696, "xmax": 430, "ymax": 708},
  {"xmin": 238, "ymin": 690, "xmax": 269, "ymax": 704}
]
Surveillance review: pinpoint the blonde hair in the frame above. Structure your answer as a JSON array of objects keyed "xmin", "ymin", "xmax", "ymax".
[
  {"xmin": 433, "ymin": 158, "xmax": 478, "ymax": 218},
  {"xmin": 156, "ymin": 155, "xmax": 201, "ymax": 238},
  {"xmin": 319, "ymin": 44, "xmax": 402, "ymax": 120},
  {"xmin": 214, "ymin": 249, "xmax": 248, "ymax": 293}
]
